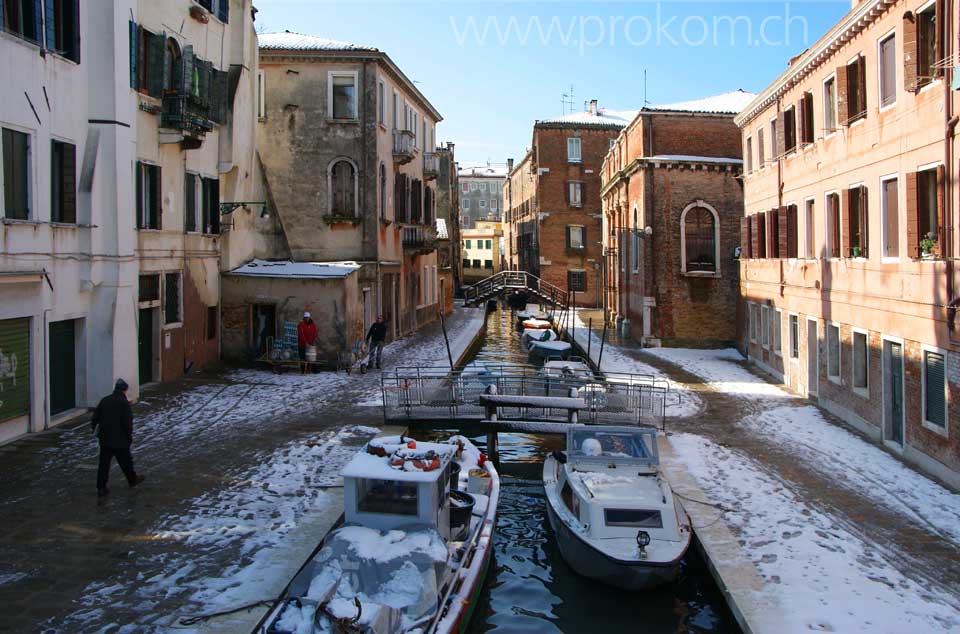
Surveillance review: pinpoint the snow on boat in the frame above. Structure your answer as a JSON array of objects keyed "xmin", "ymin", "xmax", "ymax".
[
  {"xmin": 540, "ymin": 358, "xmax": 593, "ymax": 383},
  {"xmin": 543, "ymin": 426, "xmax": 691, "ymax": 591},
  {"xmin": 516, "ymin": 309, "xmax": 549, "ymax": 323},
  {"xmin": 521, "ymin": 318, "xmax": 551, "ymax": 330},
  {"xmin": 520, "ymin": 328, "xmax": 558, "ymax": 350},
  {"xmin": 260, "ymin": 435, "xmax": 499, "ymax": 634},
  {"xmin": 528, "ymin": 339, "xmax": 572, "ymax": 361}
]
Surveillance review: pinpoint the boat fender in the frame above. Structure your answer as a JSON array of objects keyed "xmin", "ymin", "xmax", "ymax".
[
  {"xmin": 478, "ymin": 452, "xmax": 488, "ymax": 467},
  {"xmin": 407, "ymin": 440, "xmax": 417, "ymax": 449},
  {"xmin": 413, "ymin": 456, "xmax": 441, "ymax": 471},
  {"xmin": 551, "ymin": 450, "xmax": 567, "ymax": 464}
]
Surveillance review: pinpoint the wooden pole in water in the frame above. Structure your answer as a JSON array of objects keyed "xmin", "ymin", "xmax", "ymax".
[
  {"xmin": 486, "ymin": 430, "xmax": 499, "ymax": 463},
  {"xmin": 570, "ymin": 290, "xmax": 576, "ymax": 344},
  {"xmin": 587, "ymin": 318, "xmax": 593, "ymax": 361},
  {"xmin": 438, "ymin": 308, "xmax": 454, "ymax": 369},
  {"xmin": 598, "ymin": 318, "xmax": 608, "ymax": 371}
]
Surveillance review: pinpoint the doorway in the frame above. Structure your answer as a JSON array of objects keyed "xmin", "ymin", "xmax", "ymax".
[
  {"xmin": 251, "ymin": 304, "xmax": 277, "ymax": 357},
  {"xmin": 49, "ymin": 319, "xmax": 76, "ymax": 415},
  {"xmin": 138, "ymin": 308, "xmax": 155, "ymax": 385},
  {"xmin": 883, "ymin": 339, "xmax": 905, "ymax": 447},
  {"xmin": 806, "ymin": 318, "xmax": 818, "ymax": 397}
]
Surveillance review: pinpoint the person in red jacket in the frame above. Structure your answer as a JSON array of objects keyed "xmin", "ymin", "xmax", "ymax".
[{"xmin": 297, "ymin": 311, "xmax": 317, "ymax": 361}]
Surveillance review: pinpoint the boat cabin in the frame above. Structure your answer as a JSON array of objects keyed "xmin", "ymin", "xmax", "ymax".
[
  {"xmin": 340, "ymin": 439, "xmax": 457, "ymax": 539},
  {"xmin": 556, "ymin": 427, "xmax": 686, "ymax": 544}
]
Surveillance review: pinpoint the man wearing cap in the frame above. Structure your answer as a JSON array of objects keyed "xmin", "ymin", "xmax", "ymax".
[
  {"xmin": 297, "ymin": 311, "xmax": 317, "ymax": 363},
  {"xmin": 91, "ymin": 379, "xmax": 144, "ymax": 497}
]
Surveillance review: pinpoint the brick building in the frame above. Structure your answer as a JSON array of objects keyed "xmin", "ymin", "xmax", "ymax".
[
  {"xmin": 737, "ymin": 0, "xmax": 959, "ymax": 488},
  {"xmin": 600, "ymin": 90, "xmax": 755, "ymax": 346},
  {"xmin": 504, "ymin": 102, "xmax": 636, "ymax": 307}
]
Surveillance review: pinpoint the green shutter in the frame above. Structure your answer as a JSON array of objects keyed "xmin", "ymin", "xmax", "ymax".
[
  {"xmin": 31, "ymin": 0, "xmax": 42, "ymax": 44},
  {"xmin": 181, "ymin": 45, "xmax": 195, "ymax": 95},
  {"xmin": 129, "ymin": 21, "xmax": 138, "ymax": 88},
  {"xmin": 0, "ymin": 318, "xmax": 31, "ymax": 423},
  {"xmin": 44, "ymin": 0, "xmax": 56, "ymax": 52},
  {"xmin": 925, "ymin": 351, "xmax": 946, "ymax": 427},
  {"xmin": 147, "ymin": 31, "xmax": 165, "ymax": 97}
]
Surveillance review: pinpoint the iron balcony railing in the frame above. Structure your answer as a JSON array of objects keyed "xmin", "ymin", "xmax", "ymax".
[
  {"xmin": 423, "ymin": 152, "xmax": 439, "ymax": 180},
  {"xmin": 393, "ymin": 129, "xmax": 415, "ymax": 164},
  {"xmin": 402, "ymin": 225, "xmax": 438, "ymax": 252},
  {"xmin": 161, "ymin": 94, "xmax": 215, "ymax": 137}
]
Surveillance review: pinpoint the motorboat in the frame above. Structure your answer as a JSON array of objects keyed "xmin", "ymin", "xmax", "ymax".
[
  {"xmin": 528, "ymin": 339, "xmax": 572, "ymax": 361},
  {"xmin": 543, "ymin": 426, "xmax": 691, "ymax": 590},
  {"xmin": 259, "ymin": 435, "xmax": 499, "ymax": 634},
  {"xmin": 540, "ymin": 358, "xmax": 593, "ymax": 383},
  {"xmin": 516, "ymin": 309, "xmax": 549, "ymax": 323},
  {"xmin": 521, "ymin": 328, "xmax": 558, "ymax": 350},
  {"xmin": 521, "ymin": 318, "xmax": 552, "ymax": 330}
]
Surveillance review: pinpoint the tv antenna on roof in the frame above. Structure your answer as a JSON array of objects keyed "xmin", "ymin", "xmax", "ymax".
[{"xmin": 561, "ymin": 85, "xmax": 575, "ymax": 115}]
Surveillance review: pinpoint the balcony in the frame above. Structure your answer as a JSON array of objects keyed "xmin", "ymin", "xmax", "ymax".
[
  {"xmin": 423, "ymin": 152, "xmax": 439, "ymax": 180},
  {"xmin": 160, "ymin": 93, "xmax": 216, "ymax": 148},
  {"xmin": 402, "ymin": 225, "xmax": 438, "ymax": 254},
  {"xmin": 393, "ymin": 129, "xmax": 415, "ymax": 165}
]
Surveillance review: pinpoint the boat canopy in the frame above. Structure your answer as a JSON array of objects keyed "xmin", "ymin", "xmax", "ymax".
[{"xmin": 566, "ymin": 426, "xmax": 659, "ymax": 467}]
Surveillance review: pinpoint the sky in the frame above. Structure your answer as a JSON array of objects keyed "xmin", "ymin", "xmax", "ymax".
[{"xmin": 255, "ymin": 1, "xmax": 851, "ymax": 167}]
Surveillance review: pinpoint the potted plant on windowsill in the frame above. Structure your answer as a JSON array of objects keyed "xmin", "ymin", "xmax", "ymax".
[
  {"xmin": 851, "ymin": 246, "xmax": 862, "ymax": 258},
  {"xmin": 920, "ymin": 234, "xmax": 938, "ymax": 259}
]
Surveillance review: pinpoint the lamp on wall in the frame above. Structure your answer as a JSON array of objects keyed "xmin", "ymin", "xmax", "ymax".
[{"xmin": 220, "ymin": 202, "xmax": 269, "ymax": 218}]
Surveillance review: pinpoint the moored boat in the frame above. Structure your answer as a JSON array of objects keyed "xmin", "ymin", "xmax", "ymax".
[
  {"xmin": 528, "ymin": 339, "xmax": 571, "ymax": 361},
  {"xmin": 540, "ymin": 358, "xmax": 593, "ymax": 383},
  {"xmin": 520, "ymin": 328, "xmax": 558, "ymax": 350},
  {"xmin": 543, "ymin": 426, "xmax": 691, "ymax": 591},
  {"xmin": 259, "ymin": 434, "xmax": 499, "ymax": 634}
]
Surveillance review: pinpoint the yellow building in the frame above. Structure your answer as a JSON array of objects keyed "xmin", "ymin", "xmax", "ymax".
[{"xmin": 462, "ymin": 221, "xmax": 503, "ymax": 284}]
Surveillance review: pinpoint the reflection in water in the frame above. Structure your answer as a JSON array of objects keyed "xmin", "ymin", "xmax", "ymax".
[{"xmin": 422, "ymin": 307, "xmax": 740, "ymax": 634}]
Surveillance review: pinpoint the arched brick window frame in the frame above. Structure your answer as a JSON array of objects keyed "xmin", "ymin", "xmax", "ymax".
[{"xmin": 680, "ymin": 200, "xmax": 721, "ymax": 275}]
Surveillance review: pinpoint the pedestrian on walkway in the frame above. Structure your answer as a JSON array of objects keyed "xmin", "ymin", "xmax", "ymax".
[
  {"xmin": 297, "ymin": 311, "xmax": 317, "ymax": 361},
  {"xmin": 91, "ymin": 378, "xmax": 144, "ymax": 497},
  {"xmin": 365, "ymin": 315, "xmax": 389, "ymax": 369}
]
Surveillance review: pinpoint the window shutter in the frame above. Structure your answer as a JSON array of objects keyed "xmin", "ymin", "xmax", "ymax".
[
  {"xmin": 778, "ymin": 206, "xmax": 788, "ymax": 258},
  {"xmin": 162, "ymin": 40, "xmax": 172, "ymax": 95},
  {"xmin": 859, "ymin": 186, "xmax": 869, "ymax": 258},
  {"xmin": 208, "ymin": 178, "xmax": 220, "ymax": 233},
  {"xmin": 135, "ymin": 162, "xmax": 143, "ymax": 229},
  {"xmin": 936, "ymin": 165, "xmax": 945, "ymax": 246},
  {"xmin": 775, "ymin": 113, "xmax": 786, "ymax": 158},
  {"xmin": 903, "ymin": 11, "xmax": 918, "ymax": 92},
  {"xmin": 217, "ymin": 0, "xmax": 229, "ymax": 23},
  {"xmin": 185, "ymin": 174, "xmax": 196, "ymax": 232},
  {"xmin": 44, "ymin": 0, "xmax": 55, "ymax": 52},
  {"xmin": 934, "ymin": 0, "xmax": 945, "ymax": 78},
  {"xmin": 181, "ymin": 45, "xmax": 195, "ymax": 95},
  {"xmin": 153, "ymin": 166, "xmax": 162, "ymax": 230},
  {"xmin": 565, "ymin": 226, "xmax": 571, "ymax": 249},
  {"xmin": 741, "ymin": 217, "xmax": 751, "ymax": 258},
  {"xmin": 796, "ymin": 98, "xmax": 806, "ymax": 144},
  {"xmin": 147, "ymin": 32, "xmax": 165, "ymax": 97},
  {"xmin": 62, "ymin": 143, "xmax": 76, "ymax": 223},
  {"xmin": 836, "ymin": 65, "xmax": 848, "ymax": 124},
  {"xmin": 905, "ymin": 171, "xmax": 919, "ymax": 257},
  {"xmin": 842, "ymin": 188, "xmax": 853, "ymax": 256},
  {"xmin": 32, "ymin": 0, "xmax": 42, "ymax": 45},
  {"xmin": 0, "ymin": 3, "xmax": 3, "ymax": 32},
  {"xmin": 209, "ymin": 70, "xmax": 229, "ymax": 123},
  {"xmin": 71, "ymin": 0, "xmax": 80, "ymax": 63},
  {"xmin": 129, "ymin": 21, "xmax": 139, "ymax": 88},
  {"xmin": 582, "ymin": 225, "xmax": 587, "ymax": 251},
  {"xmin": 925, "ymin": 351, "xmax": 945, "ymax": 426},
  {"xmin": 563, "ymin": 181, "xmax": 570, "ymax": 204},
  {"xmin": 757, "ymin": 212, "xmax": 767, "ymax": 258},
  {"xmin": 857, "ymin": 56, "xmax": 868, "ymax": 115},
  {"xmin": 787, "ymin": 206, "xmax": 798, "ymax": 258}
]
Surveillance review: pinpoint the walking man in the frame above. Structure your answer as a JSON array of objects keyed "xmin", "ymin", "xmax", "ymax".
[
  {"xmin": 365, "ymin": 315, "xmax": 389, "ymax": 369},
  {"xmin": 91, "ymin": 378, "xmax": 144, "ymax": 497},
  {"xmin": 297, "ymin": 311, "xmax": 317, "ymax": 361}
]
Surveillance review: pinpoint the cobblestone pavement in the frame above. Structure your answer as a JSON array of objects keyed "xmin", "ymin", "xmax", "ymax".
[{"xmin": 0, "ymin": 309, "xmax": 482, "ymax": 634}]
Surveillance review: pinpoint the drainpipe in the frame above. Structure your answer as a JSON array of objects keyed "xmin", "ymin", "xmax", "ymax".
[{"xmin": 945, "ymin": 0, "xmax": 957, "ymax": 336}]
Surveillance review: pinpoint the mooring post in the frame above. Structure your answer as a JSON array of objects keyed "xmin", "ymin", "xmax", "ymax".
[
  {"xmin": 598, "ymin": 318, "xmax": 608, "ymax": 371},
  {"xmin": 587, "ymin": 317, "xmax": 593, "ymax": 361},
  {"xmin": 486, "ymin": 430, "xmax": 499, "ymax": 463},
  {"xmin": 570, "ymin": 290, "xmax": 576, "ymax": 344}
]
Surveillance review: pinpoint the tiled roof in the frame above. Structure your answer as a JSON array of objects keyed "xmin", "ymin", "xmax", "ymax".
[
  {"xmin": 537, "ymin": 108, "xmax": 639, "ymax": 127},
  {"xmin": 258, "ymin": 31, "xmax": 378, "ymax": 52},
  {"xmin": 646, "ymin": 89, "xmax": 757, "ymax": 115}
]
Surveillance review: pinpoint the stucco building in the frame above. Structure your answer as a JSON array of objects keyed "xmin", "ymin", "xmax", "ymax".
[
  {"xmin": 222, "ymin": 32, "xmax": 443, "ymax": 363},
  {"xmin": 737, "ymin": 0, "xmax": 959, "ymax": 487},
  {"xmin": 458, "ymin": 164, "xmax": 506, "ymax": 229},
  {"xmin": 461, "ymin": 221, "xmax": 504, "ymax": 284},
  {"xmin": 434, "ymin": 142, "xmax": 460, "ymax": 309},
  {"xmin": 503, "ymin": 102, "xmax": 636, "ymax": 307},
  {"xmin": 600, "ymin": 90, "xmax": 754, "ymax": 346}
]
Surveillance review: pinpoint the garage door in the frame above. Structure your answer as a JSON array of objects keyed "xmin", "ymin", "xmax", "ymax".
[{"xmin": 0, "ymin": 318, "xmax": 30, "ymax": 423}]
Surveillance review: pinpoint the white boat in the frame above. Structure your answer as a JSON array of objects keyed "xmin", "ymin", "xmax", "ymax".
[
  {"xmin": 543, "ymin": 426, "xmax": 691, "ymax": 591},
  {"xmin": 260, "ymin": 435, "xmax": 499, "ymax": 634},
  {"xmin": 520, "ymin": 328, "xmax": 558, "ymax": 350},
  {"xmin": 540, "ymin": 358, "xmax": 593, "ymax": 382},
  {"xmin": 521, "ymin": 317, "xmax": 552, "ymax": 330},
  {"xmin": 516, "ymin": 309, "xmax": 549, "ymax": 323},
  {"xmin": 528, "ymin": 339, "xmax": 572, "ymax": 361}
]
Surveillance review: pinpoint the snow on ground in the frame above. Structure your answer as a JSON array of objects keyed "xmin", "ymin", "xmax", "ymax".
[
  {"xmin": 740, "ymin": 405, "xmax": 960, "ymax": 546},
  {"xmin": 569, "ymin": 311, "xmax": 702, "ymax": 417},
  {"xmin": 670, "ymin": 433, "xmax": 960, "ymax": 633},
  {"xmin": 643, "ymin": 347, "xmax": 786, "ymax": 399}
]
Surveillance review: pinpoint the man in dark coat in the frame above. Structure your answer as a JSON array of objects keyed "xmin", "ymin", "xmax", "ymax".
[
  {"xmin": 365, "ymin": 315, "xmax": 389, "ymax": 369},
  {"xmin": 91, "ymin": 378, "xmax": 144, "ymax": 497}
]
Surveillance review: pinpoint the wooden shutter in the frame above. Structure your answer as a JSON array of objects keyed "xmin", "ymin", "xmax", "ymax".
[
  {"xmin": 925, "ymin": 351, "xmax": 946, "ymax": 426},
  {"xmin": 775, "ymin": 113, "xmax": 786, "ymax": 159},
  {"xmin": 905, "ymin": 171, "xmax": 919, "ymax": 257},
  {"xmin": 0, "ymin": 318, "xmax": 31, "ymax": 422},
  {"xmin": 778, "ymin": 207, "xmax": 788, "ymax": 258},
  {"xmin": 935, "ymin": 165, "xmax": 945, "ymax": 246},
  {"xmin": 796, "ymin": 98, "xmax": 806, "ymax": 145},
  {"xmin": 208, "ymin": 178, "xmax": 220, "ymax": 233},
  {"xmin": 741, "ymin": 217, "xmax": 751, "ymax": 258},
  {"xmin": 836, "ymin": 65, "xmax": 848, "ymax": 124},
  {"xmin": 757, "ymin": 212, "xmax": 767, "ymax": 258},
  {"xmin": 565, "ymin": 226, "xmax": 571, "ymax": 249},
  {"xmin": 842, "ymin": 188, "xmax": 853, "ymax": 256},
  {"xmin": 135, "ymin": 162, "xmax": 143, "ymax": 229},
  {"xmin": 859, "ymin": 186, "xmax": 869, "ymax": 258},
  {"xmin": 209, "ymin": 70, "xmax": 229, "ymax": 124},
  {"xmin": 129, "ymin": 21, "xmax": 139, "ymax": 88},
  {"xmin": 184, "ymin": 174, "xmax": 196, "ymax": 232},
  {"xmin": 62, "ymin": 143, "xmax": 76, "ymax": 223},
  {"xmin": 147, "ymin": 32, "xmax": 165, "ymax": 98},
  {"xmin": 787, "ymin": 206, "xmax": 798, "ymax": 258},
  {"xmin": 44, "ymin": 0, "xmax": 55, "ymax": 52},
  {"xmin": 934, "ymin": 0, "xmax": 945, "ymax": 78},
  {"xmin": 903, "ymin": 11, "xmax": 918, "ymax": 92},
  {"xmin": 153, "ymin": 166, "xmax": 162, "ymax": 230}
]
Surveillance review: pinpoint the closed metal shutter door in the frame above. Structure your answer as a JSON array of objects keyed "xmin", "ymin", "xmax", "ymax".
[
  {"xmin": 925, "ymin": 351, "xmax": 946, "ymax": 427},
  {"xmin": 0, "ymin": 318, "xmax": 31, "ymax": 423}
]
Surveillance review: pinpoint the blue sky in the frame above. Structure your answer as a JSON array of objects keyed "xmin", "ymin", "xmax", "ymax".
[{"xmin": 256, "ymin": 1, "xmax": 850, "ymax": 167}]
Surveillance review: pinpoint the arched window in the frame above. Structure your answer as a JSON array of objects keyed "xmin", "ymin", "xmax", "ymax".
[
  {"xmin": 379, "ymin": 163, "xmax": 387, "ymax": 220},
  {"xmin": 164, "ymin": 38, "xmax": 181, "ymax": 93},
  {"xmin": 632, "ymin": 205, "xmax": 640, "ymax": 271},
  {"xmin": 330, "ymin": 159, "xmax": 357, "ymax": 217},
  {"xmin": 681, "ymin": 203, "xmax": 719, "ymax": 273}
]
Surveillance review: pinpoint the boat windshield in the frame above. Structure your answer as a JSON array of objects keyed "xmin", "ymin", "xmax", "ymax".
[{"xmin": 567, "ymin": 427, "xmax": 658, "ymax": 465}]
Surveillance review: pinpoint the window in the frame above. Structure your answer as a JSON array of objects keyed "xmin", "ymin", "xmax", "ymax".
[
  {"xmin": 330, "ymin": 160, "xmax": 357, "ymax": 216},
  {"xmin": 465, "ymin": 239, "xmax": 471, "ymax": 249},
  {"xmin": 561, "ymin": 481, "xmax": 580, "ymax": 519},
  {"xmin": 881, "ymin": 176, "xmax": 899, "ymax": 257},
  {"xmin": 2, "ymin": 0, "xmax": 41, "ymax": 43},
  {"xmin": 757, "ymin": 128, "xmax": 765, "ymax": 166},
  {"xmin": 462, "ymin": 258, "xmax": 470, "ymax": 270},
  {"xmin": 879, "ymin": 32, "xmax": 897, "ymax": 107},
  {"xmin": 2, "ymin": 128, "xmax": 30, "ymax": 220},
  {"xmin": 783, "ymin": 106, "xmax": 797, "ymax": 154},
  {"xmin": 632, "ymin": 207, "xmax": 640, "ymax": 272},
  {"xmin": 470, "ymin": 182, "xmax": 477, "ymax": 191},
  {"xmin": 461, "ymin": 182, "xmax": 469, "ymax": 193},
  {"xmin": 769, "ymin": 119, "xmax": 778, "ymax": 160},
  {"xmin": 164, "ymin": 272, "xmax": 181, "ymax": 325},
  {"xmin": 357, "ymin": 478, "xmax": 418, "ymax": 516},
  {"xmin": 130, "ymin": 23, "xmax": 164, "ymax": 97},
  {"xmin": 462, "ymin": 199, "xmax": 470, "ymax": 210},
  {"xmin": 329, "ymin": 72, "xmax": 357, "ymax": 120},
  {"xmin": 568, "ymin": 270, "xmax": 586, "ymax": 292},
  {"xmin": 491, "ymin": 199, "xmax": 498, "ymax": 211},
  {"xmin": 914, "ymin": 167, "xmax": 942, "ymax": 255},
  {"xmin": 789, "ymin": 315, "xmax": 799, "ymax": 359},
  {"xmin": 379, "ymin": 163, "xmax": 387, "ymax": 221},
  {"xmin": 484, "ymin": 259, "xmax": 493, "ymax": 269},
  {"xmin": 377, "ymin": 80, "xmax": 385, "ymax": 125},
  {"xmin": 914, "ymin": 3, "xmax": 940, "ymax": 89},
  {"xmin": 207, "ymin": 306, "xmax": 217, "ymax": 340},
  {"xmin": 568, "ymin": 181, "xmax": 583, "ymax": 207},
  {"xmin": 196, "ymin": 0, "xmax": 229, "ymax": 22},
  {"xmin": 761, "ymin": 306, "xmax": 769, "ymax": 348},
  {"xmin": 767, "ymin": 209, "xmax": 780, "ymax": 258},
  {"xmin": 844, "ymin": 55, "xmax": 867, "ymax": 124},
  {"xmin": 772, "ymin": 309, "xmax": 782, "ymax": 353},
  {"xmin": 746, "ymin": 137, "xmax": 753, "ymax": 173},
  {"xmin": 392, "ymin": 91, "xmax": 398, "ymax": 129},
  {"xmin": 49, "ymin": 140, "xmax": 76, "ymax": 224},
  {"xmin": 853, "ymin": 330, "xmax": 868, "ymax": 392},
  {"xmin": 827, "ymin": 324, "xmax": 841, "ymax": 379},
  {"xmin": 136, "ymin": 161, "xmax": 161, "ymax": 230},
  {"xmin": 567, "ymin": 137, "xmax": 581, "ymax": 163},
  {"xmin": 472, "ymin": 259, "xmax": 481, "ymax": 268},
  {"xmin": 800, "ymin": 92, "xmax": 815, "ymax": 145},
  {"xmin": 804, "ymin": 199, "xmax": 815, "ymax": 258},
  {"xmin": 847, "ymin": 185, "xmax": 868, "ymax": 257},
  {"xmin": 184, "ymin": 173, "xmax": 198, "ymax": 232},
  {"xmin": 139, "ymin": 274, "xmax": 160, "ymax": 302},
  {"xmin": 923, "ymin": 349, "xmax": 946, "ymax": 429},
  {"xmin": 824, "ymin": 76, "xmax": 838, "ymax": 132},
  {"xmin": 202, "ymin": 177, "xmax": 220, "ymax": 234},
  {"xmin": 163, "ymin": 38, "xmax": 180, "ymax": 93},
  {"xmin": 684, "ymin": 205, "xmax": 717, "ymax": 273},
  {"xmin": 479, "ymin": 199, "xmax": 487, "ymax": 209},
  {"xmin": 49, "ymin": 0, "xmax": 81, "ymax": 62},
  {"xmin": 257, "ymin": 70, "xmax": 265, "ymax": 118},
  {"xmin": 604, "ymin": 508, "xmax": 663, "ymax": 529},
  {"xmin": 485, "ymin": 239, "xmax": 492, "ymax": 249},
  {"xmin": 567, "ymin": 225, "xmax": 585, "ymax": 250},
  {"xmin": 826, "ymin": 193, "xmax": 841, "ymax": 258}
]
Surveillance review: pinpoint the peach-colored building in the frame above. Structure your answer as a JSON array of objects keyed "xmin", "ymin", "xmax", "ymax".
[{"xmin": 737, "ymin": 0, "xmax": 959, "ymax": 487}]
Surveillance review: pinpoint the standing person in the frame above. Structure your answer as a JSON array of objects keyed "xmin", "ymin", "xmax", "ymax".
[
  {"xmin": 365, "ymin": 315, "xmax": 389, "ymax": 370},
  {"xmin": 91, "ymin": 379, "xmax": 144, "ymax": 497},
  {"xmin": 297, "ymin": 311, "xmax": 317, "ymax": 361}
]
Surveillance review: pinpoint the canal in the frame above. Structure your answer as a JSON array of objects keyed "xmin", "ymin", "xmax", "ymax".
[{"xmin": 420, "ymin": 306, "xmax": 741, "ymax": 634}]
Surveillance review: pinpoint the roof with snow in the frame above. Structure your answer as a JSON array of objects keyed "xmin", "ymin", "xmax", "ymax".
[
  {"xmin": 435, "ymin": 218, "xmax": 448, "ymax": 240},
  {"xmin": 459, "ymin": 165, "xmax": 509, "ymax": 178},
  {"xmin": 228, "ymin": 259, "xmax": 361, "ymax": 279},
  {"xmin": 258, "ymin": 31, "xmax": 377, "ymax": 52},
  {"xmin": 536, "ymin": 108, "xmax": 639, "ymax": 128},
  {"xmin": 341, "ymin": 439, "xmax": 458, "ymax": 483},
  {"xmin": 645, "ymin": 89, "xmax": 757, "ymax": 115}
]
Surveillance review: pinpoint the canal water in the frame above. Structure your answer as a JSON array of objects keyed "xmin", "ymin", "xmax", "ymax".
[{"xmin": 422, "ymin": 306, "xmax": 741, "ymax": 634}]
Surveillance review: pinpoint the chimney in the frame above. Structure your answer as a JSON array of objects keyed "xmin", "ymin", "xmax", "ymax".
[
  {"xmin": 589, "ymin": 99, "xmax": 598, "ymax": 115},
  {"xmin": 507, "ymin": 158, "xmax": 514, "ymax": 172}
]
